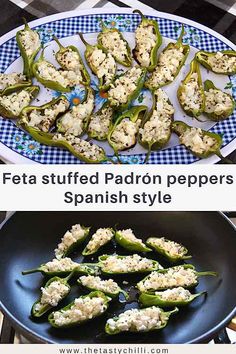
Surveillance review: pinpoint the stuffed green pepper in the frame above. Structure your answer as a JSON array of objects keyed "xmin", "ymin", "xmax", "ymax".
[
  {"xmin": 82, "ymin": 228, "xmax": 114, "ymax": 256},
  {"xmin": 115, "ymin": 228, "xmax": 151, "ymax": 252},
  {"xmin": 195, "ymin": 50, "xmax": 236, "ymax": 75}
]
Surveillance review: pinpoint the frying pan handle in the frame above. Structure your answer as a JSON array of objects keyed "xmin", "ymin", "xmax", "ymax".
[
  {"xmin": 0, "ymin": 316, "xmax": 15, "ymax": 343},
  {"xmin": 214, "ymin": 328, "xmax": 231, "ymax": 344}
]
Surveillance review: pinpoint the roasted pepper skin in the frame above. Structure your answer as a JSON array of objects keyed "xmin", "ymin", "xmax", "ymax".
[
  {"xmin": 77, "ymin": 278, "xmax": 128, "ymax": 299},
  {"xmin": 177, "ymin": 59, "xmax": 205, "ymax": 119},
  {"xmin": 105, "ymin": 307, "xmax": 178, "ymax": 335},
  {"xmin": 98, "ymin": 254, "xmax": 161, "ymax": 275},
  {"xmin": 53, "ymin": 36, "xmax": 90, "ymax": 86},
  {"xmin": 107, "ymin": 105, "xmax": 147, "ymax": 157},
  {"xmin": 145, "ymin": 25, "xmax": 190, "ymax": 90},
  {"xmin": 115, "ymin": 230, "xmax": 152, "ymax": 253},
  {"xmin": 0, "ymin": 80, "xmax": 32, "ymax": 96},
  {"xmin": 82, "ymin": 228, "xmax": 115, "ymax": 256},
  {"xmin": 97, "ymin": 21, "xmax": 132, "ymax": 67},
  {"xmin": 87, "ymin": 101, "xmax": 114, "ymax": 141},
  {"xmin": 31, "ymin": 272, "xmax": 74, "ymax": 318},
  {"xmin": 132, "ymin": 9, "xmax": 162, "ymax": 72},
  {"xmin": 204, "ymin": 79, "xmax": 235, "ymax": 121},
  {"xmin": 195, "ymin": 50, "xmax": 236, "ymax": 75},
  {"xmin": 79, "ymin": 33, "xmax": 116, "ymax": 91},
  {"xmin": 48, "ymin": 291, "xmax": 111, "ymax": 328},
  {"xmin": 146, "ymin": 237, "xmax": 192, "ymax": 263},
  {"xmin": 139, "ymin": 291, "xmax": 206, "ymax": 308},
  {"xmin": 16, "ymin": 18, "xmax": 42, "ymax": 79},
  {"xmin": 0, "ymin": 85, "xmax": 39, "ymax": 119},
  {"xmin": 172, "ymin": 120, "xmax": 223, "ymax": 160}
]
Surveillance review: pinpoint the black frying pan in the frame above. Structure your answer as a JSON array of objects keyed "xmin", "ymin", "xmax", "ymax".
[{"xmin": 0, "ymin": 211, "xmax": 236, "ymax": 344}]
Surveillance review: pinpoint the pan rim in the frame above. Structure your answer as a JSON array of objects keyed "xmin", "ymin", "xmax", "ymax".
[{"xmin": 0, "ymin": 211, "xmax": 236, "ymax": 344}]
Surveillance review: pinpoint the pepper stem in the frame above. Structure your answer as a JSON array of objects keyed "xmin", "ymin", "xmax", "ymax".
[
  {"xmin": 99, "ymin": 19, "xmax": 107, "ymax": 31},
  {"xmin": 38, "ymin": 45, "xmax": 50, "ymax": 61},
  {"xmin": 167, "ymin": 307, "xmax": 179, "ymax": 316},
  {"xmin": 197, "ymin": 271, "xmax": 218, "ymax": 277},
  {"xmin": 79, "ymin": 33, "xmax": 90, "ymax": 47},
  {"xmin": 194, "ymin": 291, "xmax": 207, "ymax": 299},
  {"xmin": 22, "ymin": 268, "xmax": 40, "ymax": 275},
  {"xmin": 64, "ymin": 270, "xmax": 75, "ymax": 282},
  {"xmin": 215, "ymin": 151, "xmax": 234, "ymax": 164},
  {"xmin": 53, "ymin": 35, "xmax": 64, "ymax": 49},
  {"xmin": 182, "ymin": 255, "xmax": 192, "ymax": 260},
  {"xmin": 177, "ymin": 25, "xmax": 186, "ymax": 45},
  {"xmin": 133, "ymin": 9, "xmax": 145, "ymax": 20},
  {"xmin": 144, "ymin": 146, "xmax": 152, "ymax": 164},
  {"xmin": 22, "ymin": 17, "xmax": 30, "ymax": 30}
]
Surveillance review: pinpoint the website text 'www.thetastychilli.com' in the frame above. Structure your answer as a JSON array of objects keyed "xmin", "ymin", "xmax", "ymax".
[{"xmin": 58, "ymin": 347, "xmax": 168, "ymax": 354}]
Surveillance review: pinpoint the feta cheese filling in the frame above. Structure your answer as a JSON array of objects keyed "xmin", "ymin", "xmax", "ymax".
[
  {"xmin": 55, "ymin": 224, "xmax": 88, "ymax": 259},
  {"xmin": 107, "ymin": 306, "xmax": 167, "ymax": 332},
  {"xmin": 58, "ymin": 90, "xmax": 94, "ymax": 136},
  {"xmin": 56, "ymin": 48, "xmax": 84, "ymax": 82},
  {"xmin": 137, "ymin": 266, "xmax": 198, "ymax": 292},
  {"xmin": 88, "ymin": 48, "xmax": 116, "ymax": 86},
  {"xmin": 99, "ymin": 31, "xmax": 129, "ymax": 63},
  {"xmin": 117, "ymin": 228, "xmax": 146, "ymax": 247},
  {"xmin": 0, "ymin": 89, "xmax": 32, "ymax": 116},
  {"xmin": 51, "ymin": 295, "xmax": 107, "ymax": 326},
  {"xmin": 34, "ymin": 280, "xmax": 69, "ymax": 311},
  {"xmin": 108, "ymin": 66, "xmax": 143, "ymax": 106},
  {"xmin": 147, "ymin": 47, "xmax": 184, "ymax": 87},
  {"xmin": 155, "ymin": 287, "xmax": 192, "ymax": 302},
  {"xmin": 0, "ymin": 73, "xmax": 27, "ymax": 90},
  {"xmin": 21, "ymin": 97, "xmax": 69, "ymax": 132},
  {"xmin": 41, "ymin": 257, "xmax": 78, "ymax": 273},
  {"xmin": 101, "ymin": 254, "xmax": 155, "ymax": 273},
  {"xmin": 179, "ymin": 127, "xmax": 218, "ymax": 154},
  {"xmin": 87, "ymin": 105, "xmax": 113, "ymax": 139},
  {"xmin": 85, "ymin": 228, "xmax": 114, "ymax": 253},
  {"xmin": 139, "ymin": 89, "xmax": 174, "ymax": 144},
  {"xmin": 80, "ymin": 275, "xmax": 120, "ymax": 294},
  {"xmin": 205, "ymin": 88, "xmax": 234, "ymax": 116},
  {"xmin": 18, "ymin": 29, "xmax": 41, "ymax": 57},
  {"xmin": 135, "ymin": 23, "xmax": 157, "ymax": 67},
  {"xmin": 207, "ymin": 52, "xmax": 236, "ymax": 73},
  {"xmin": 147, "ymin": 237, "xmax": 186, "ymax": 258},
  {"xmin": 178, "ymin": 73, "xmax": 203, "ymax": 112},
  {"xmin": 110, "ymin": 118, "xmax": 141, "ymax": 151}
]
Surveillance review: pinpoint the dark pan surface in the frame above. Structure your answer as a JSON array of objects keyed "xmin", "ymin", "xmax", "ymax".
[{"xmin": 0, "ymin": 212, "xmax": 236, "ymax": 344}]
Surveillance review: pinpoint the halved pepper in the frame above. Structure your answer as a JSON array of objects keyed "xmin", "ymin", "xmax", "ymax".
[
  {"xmin": 87, "ymin": 101, "xmax": 114, "ymax": 141},
  {"xmin": 53, "ymin": 36, "xmax": 90, "ymax": 85},
  {"xmin": 139, "ymin": 89, "xmax": 174, "ymax": 163},
  {"xmin": 139, "ymin": 288, "xmax": 206, "ymax": 308},
  {"xmin": 195, "ymin": 50, "xmax": 236, "ymax": 75},
  {"xmin": 99, "ymin": 254, "xmax": 161, "ymax": 275},
  {"xmin": 177, "ymin": 59, "xmax": 205, "ymax": 119},
  {"xmin": 31, "ymin": 272, "xmax": 74, "ymax": 318},
  {"xmin": 97, "ymin": 21, "xmax": 132, "ymax": 67},
  {"xmin": 48, "ymin": 291, "xmax": 111, "ymax": 328},
  {"xmin": 55, "ymin": 224, "xmax": 90, "ymax": 260},
  {"xmin": 132, "ymin": 9, "xmax": 162, "ymax": 71},
  {"xmin": 82, "ymin": 228, "xmax": 115, "ymax": 256},
  {"xmin": 77, "ymin": 275, "xmax": 128, "ymax": 299},
  {"xmin": 145, "ymin": 25, "xmax": 190, "ymax": 90},
  {"xmin": 0, "ymin": 85, "xmax": 39, "ymax": 119},
  {"xmin": 79, "ymin": 33, "xmax": 116, "ymax": 91},
  {"xmin": 16, "ymin": 18, "xmax": 42, "ymax": 79},
  {"xmin": 137, "ymin": 264, "xmax": 218, "ymax": 292},
  {"xmin": 107, "ymin": 105, "xmax": 147, "ymax": 157},
  {"xmin": 105, "ymin": 306, "xmax": 178, "ymax": 334},
  {"xmin": 146, "ymin": 236, "xmax": 192, "ymax": 263},
  {"xmin": 0, "ymin": 73, "xmax": 31, "ymax": 96},
  {"xmin": 204, "ymin": 79, "xmax": 235, "ymax": 121},
  {"xmin": 115, "ymin": 229, "xmax": 151, "ymax": 252},
  {"xmin": 107, "ymin": 66, "xmax": 146, "ymax": 111}
]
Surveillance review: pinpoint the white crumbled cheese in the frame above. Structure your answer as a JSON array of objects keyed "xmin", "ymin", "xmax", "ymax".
[
  {"xmin": 0, "ymin": 89, "xmax": 32, "ymax": 116},
  {"xmin": 41, "ymin": 257, "xmax": 78, "ymax": 272},
  {"xmin": 19, "ymin": 29, "xmax": 40, "ymax": 57},
  {"xmin": 179, "ymin": 127, "xmax": 218, "ymax": 154},
  {"xmin": 137, "ymin": 266, "xmax": 197, "ymax": 292},
  {"xmin": 34, "ymin": 280, "xmax": 69, "ymax": 311},
  {"xmin": 55, "ymin": 224, "xmax": 88, "ymax": 259},
  {"xmin": 100, "ymin": 31, "xmax": 128, "ymax": 63},
  {"xmin": 56, "ymin": 48, "xmax": 83, "ymax": 82},
  {"xmin": 0, "ymin": 73, "xmax": 26, "ymax": 90},
  {"xmin": 22, "ymin": 97, "xmax": 69, "ymax": 132},
  {"xmin": 107, "ymin": 306, "xmax": 167, "ymax": 332},
  {"xmin": 207, "ymin": 51, "xmax": 236, "ymax": 73},
  {"xmin": 178, "ymin": 73, "xmax": 203, "ymax": 112},
  {"xmin": 101, "ymin": 254, "xmax": 155, "ymax": 273},
  {"xmin": 155, "ymin": 287, "xmax": 192, "ymax": 302},
  {"xmin": 117, "ymin": 228, "xmax": 146, "ymax": 247},
  {"xmin": 51, "ymin": 295, "xmax": 107, "ymax": 326},
  {"xmin": 88, "ymin": 105, "xmax": 113, "ymax": 139},
  {"xmin": 147, "ymin": 237, "xmax": 186, "ymax": 258},
  {"xmin": 147, "ymin": 46, "xmax": 185, "ymax": 87},
  {"xmin": 58, "ymin": 89, "xmax": 94, "ymax": 136},
  {"xmin": 85, "ymin": 228, "xmax": 113, "ymax": 253},
  {"xmin": 80, "ymin": 275, "xmax": 120, "ymax": 294},
  {"xmin": 108, "ymin": 66, "xmax": 143, "ymax": 106},
  {"xmin": 205, "ymin": 88, "xmax": 233, "ymax": 116},
  {"xmin": 88, "ymin": 48, "xmax": 116, "ymax": 86},
  {"xmin": 110, "ymin": 118, "xmax": 141, "ymax": 151},
  {"xmin": 135, "ymin": 23, "xmax": 157, "ymax": 67},
  {"xmin": 140, "ymin": 89, "xmax": 174, "ymax": 144}
]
